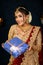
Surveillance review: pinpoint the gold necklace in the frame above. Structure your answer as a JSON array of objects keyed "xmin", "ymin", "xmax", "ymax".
[{"xmin": 19, "ymin": 25, "xmax": 32, "ymax": 32}]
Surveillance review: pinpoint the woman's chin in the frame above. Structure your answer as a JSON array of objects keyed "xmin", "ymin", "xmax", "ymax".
[{"xmin": 18, "ymin": 23, "xmax": 23, "ymax": 26}]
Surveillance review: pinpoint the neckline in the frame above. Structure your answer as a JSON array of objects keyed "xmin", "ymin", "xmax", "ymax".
[{"xmin": 17, "ymin": 24, "xmax": 32, "ymax": 33}]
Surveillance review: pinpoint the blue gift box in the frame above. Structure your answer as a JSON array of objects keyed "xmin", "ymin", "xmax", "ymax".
[{"xmin": 3, "ymin": 37, "xmax": 29, "ymax": 58}]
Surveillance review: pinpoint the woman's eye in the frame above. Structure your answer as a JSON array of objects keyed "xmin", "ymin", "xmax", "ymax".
[{"xmin": 19, "ymin": 15, "xmax": 22, "ymax": 17}]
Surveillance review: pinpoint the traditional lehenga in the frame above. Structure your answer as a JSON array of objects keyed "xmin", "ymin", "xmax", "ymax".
[{"xmin": 8, "ymin": 24, "xmax": 42, "ymax": 65}]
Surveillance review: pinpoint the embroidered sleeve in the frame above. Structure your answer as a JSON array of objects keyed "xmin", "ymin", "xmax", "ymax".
[
  {"xmin": 8, "ymin": 25, "xmax": 17, "ymax": 65},
  {"xmin": 8, "ymin": 25, "xmax": 16, "ymax": 40},
  {"xmin": 33, "ymin": 30, "xmax": 42, "ymax": 52}
]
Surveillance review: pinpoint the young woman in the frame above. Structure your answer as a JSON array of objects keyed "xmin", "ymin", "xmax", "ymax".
[{"xmin": 8, "ymin": 7, "xmax": 42, "ymax": 65}]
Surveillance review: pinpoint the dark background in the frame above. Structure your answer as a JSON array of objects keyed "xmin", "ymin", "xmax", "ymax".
[{"xmin": 0, "ymin": 0, "xmax": 43, "ymax": 65}]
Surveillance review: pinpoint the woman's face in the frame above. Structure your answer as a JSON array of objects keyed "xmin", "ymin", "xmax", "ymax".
[{"xmin": 15, "ymin": 11, "xmax": 27, "ymax": 26}]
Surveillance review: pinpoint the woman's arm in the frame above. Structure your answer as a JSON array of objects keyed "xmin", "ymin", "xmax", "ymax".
[
  {"xmin": 8, "ymin": 24, "xmax": 17, "ymax": 65},
  {"xmin": 8, "ymin": 25, "xmax": 16, "ymax": 40}
]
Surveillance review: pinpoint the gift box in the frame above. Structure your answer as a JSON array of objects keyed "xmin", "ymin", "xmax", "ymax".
[{"xmin": 2, "ymin": 37, "xmax": 29, "ymax": 58}]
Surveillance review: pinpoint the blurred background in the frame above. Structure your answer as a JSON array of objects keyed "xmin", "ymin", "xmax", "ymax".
[{"xmin": 0, "ymin": 0, "xmax": 43, "ymax": 65}]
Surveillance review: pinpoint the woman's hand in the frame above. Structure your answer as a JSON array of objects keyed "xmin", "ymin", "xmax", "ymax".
[
  {"xmin": 28, "ymin": 46, "xmax": 32, "ymax": 51},
  {"xmin": 1, "ymin": 40, "xmax": 8, "ymax": 48},
  {"xmin": 1, "ymin": 43, "xmax": 4, "ymax": 48}
]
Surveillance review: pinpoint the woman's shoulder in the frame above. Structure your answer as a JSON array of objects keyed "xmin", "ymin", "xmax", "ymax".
[
  {"xmin": 32, "ymin": 25, "xmax": 41, "ymax": 29},
  {"xmin": 10, "ymin": 24, "xmax": 17, "ymax": 29}
]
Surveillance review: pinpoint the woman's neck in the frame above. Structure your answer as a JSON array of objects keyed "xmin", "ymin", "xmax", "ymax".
[
  {"xmin": 20, "ymin": 23, "xmax": 30, "ymax": 27},
  {"xmin": 18, "ymin": 23, "xmax": 31, "ymax": 32}
]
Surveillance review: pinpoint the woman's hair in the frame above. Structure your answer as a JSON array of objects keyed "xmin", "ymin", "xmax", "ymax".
[
  {"xmin": 14, "ymin": 7, "xmax": 32, "ymax": 23},
  {"xmin": 14, "ymin": 7, "xmax": 29, "ymax": 15}
]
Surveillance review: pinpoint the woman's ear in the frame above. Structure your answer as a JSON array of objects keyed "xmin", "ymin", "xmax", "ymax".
[
  {"xmin": 25, "ymin": 15, "xmax": 29, "ymax": 23},
  {"xmin": 26, "ymin": 15, "xmax": 29, "ymax": 20},
  {"xmin": 25, "ymin": 15, "xmax": 29, "ymax": 22}
]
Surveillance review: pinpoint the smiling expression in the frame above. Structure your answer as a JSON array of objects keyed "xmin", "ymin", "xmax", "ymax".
[{"xmin": 15, "ymin": 11, "xmax": 28, "ymax": 26}]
